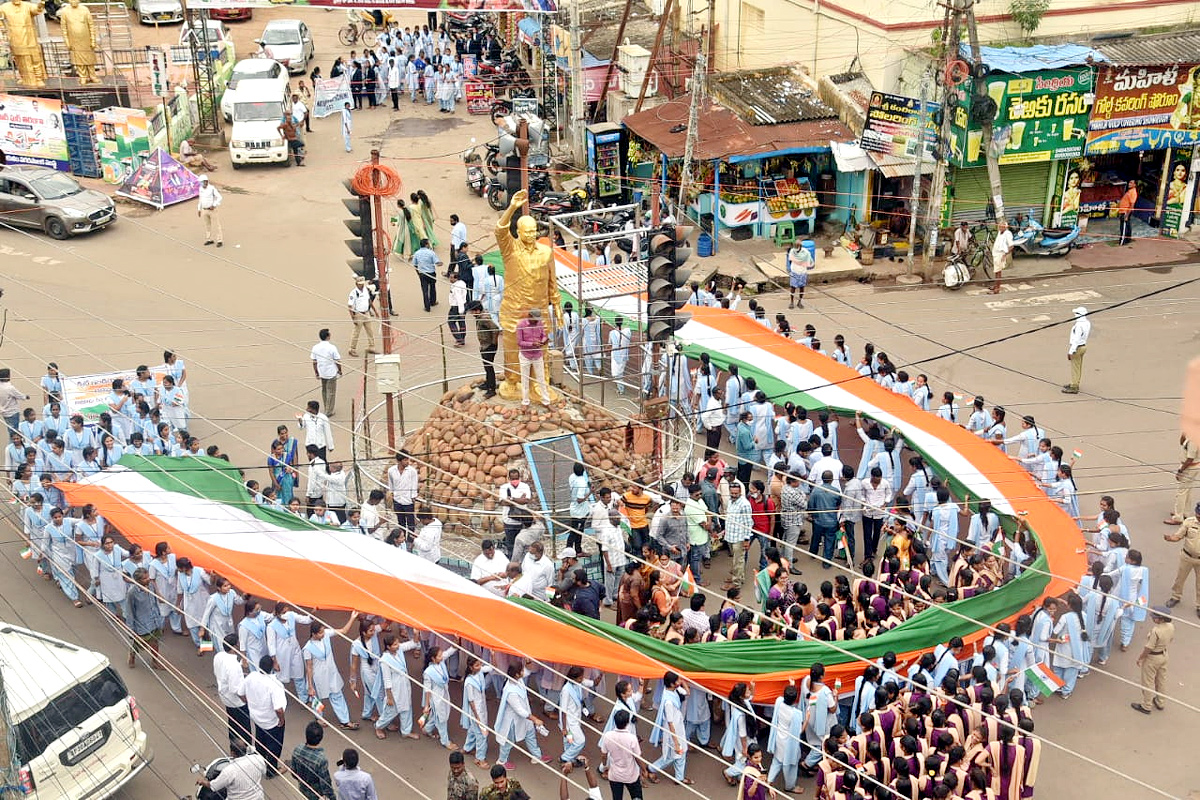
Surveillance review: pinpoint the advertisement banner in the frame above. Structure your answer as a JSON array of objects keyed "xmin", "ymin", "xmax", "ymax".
[
  {"xmin": 1086, "ymin": 64, "xmax": 1200, "ymax": 154},
  {"xmin": 950, "ymin": 68, "xmax": 1092, "ymax": 168},
  {"xmin": 465, "ymin": 81, "xmax": 495, "ymax": 115},
  {"xmin": 461, "ymin": 55, "xmax": 478, "ymax": 79},
  {"xmin": 1057, "ymin": 159, "xmax": 1083, "ymax": 227},
  {"xmin": 0, "ymin": 94, "xmax": 70, "ymax": 171},
  {"xmin": 62, "ymin": 366, "xmax": 173, "ymax": 425},
  {"xmin": 1163, "ymin": 145, "xmax": 1194, "ymax": 237},
  {"xmin": 861, "ymin": 91, "xmax": 940, "ymax": 160},
  {"xmin": 188, "ymin": 0, "xmax": 558, "ymax": 9},
  {"xmin": 313, "ymin": 74, "xmax": 352, "ymax": 119}
]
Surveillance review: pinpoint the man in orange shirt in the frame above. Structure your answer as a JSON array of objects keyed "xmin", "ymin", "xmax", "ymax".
[
  {"xmin": 621, "ymin": 481, "xmax": 653, "ymax": 555},
  {"xmin": 1117, "ymin": 180, "xmax": 1137, "ymax": 246}
]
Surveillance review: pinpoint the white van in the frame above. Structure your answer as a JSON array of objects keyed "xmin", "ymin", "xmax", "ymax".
[
  {"xmin": 228, "ymin": 81, "xmax": 289, "ymax": 168},
  {"xmin": 0, "ymin": 623, "xmax": 152, "ymax": 799}
]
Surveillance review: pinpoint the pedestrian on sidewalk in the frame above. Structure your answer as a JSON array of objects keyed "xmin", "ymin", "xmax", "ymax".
[
  {"xmin": 990, "ymin": 218, "xmax": 1013, "ymax": 294},
  {"xmin": 786, "ymin": 240, "xmax": 812, "ymax": 309},
  {"xmin": 387, "ymin": 57, "xmax": 401, "ymax": 109},
  {"xmin": 341, "ymin": 102, "xmax": 353, "ymax": 153},
  {"xmin": 310, "ymin": 329, "xmax": 342, "ymax": 417},
  {"xmin": 469, "ymin": 301, "xmax": 499, "ymax": 398},
  {"xmin": 347, "ymin": 275, "xmax": 378, "ymax": 357},
  {"xmin": 290, "ymin": 92, "xmax": 309, "ymax": 136},
  {"xmin": 1165, "ymin": 435, "xmax": 1200, "ymax": 525},
  {"xmin": 197, "ymin": 175, "xmax": 223, "ymax": 247},
  {"xmin": 449, "ymin": 213, "xmax": 468, "ymax": 264},
  {"xmin": 1118, "ymin": 180, "xmax": 1137, "ymax": 245},
  {"xmin": 413, "ymin": 238, "xmax": 441, "ymax": 312},
  {"xmin": 1062, "ymin": 306, "xmax": 1090, "ymax": 394},
  {"xmin": 1163, "ymin": 503, "xmax": 1200, "ymax": 616},
  {"xmin": 448, "ymin": 267, "xmax": 468, "ymax": 347}
]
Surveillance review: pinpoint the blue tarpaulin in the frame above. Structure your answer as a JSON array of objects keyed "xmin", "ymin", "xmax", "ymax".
[
  {"xmin": 518, "ymin": 16, "xmax": 541, "ymax": 43},
  {"xmin": 958, "ymin": 43, "xmax": 1107, "ymax": 72}
]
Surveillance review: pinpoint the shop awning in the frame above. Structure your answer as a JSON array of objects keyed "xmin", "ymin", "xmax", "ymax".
[
  {"xmin": 958, "ymin": 43, "xmax": 1105, "ymax": 71},
  {"xmin": 621, "ymin": 94, "xmax": 852, "ymax": 162},
  {"xmin": 831, "ymin": 141, "xmax": 872, "ymax": 172},
  {"xmin": 868, "ymin": 151, "xmax": 935, "ymax": 179},
  {"xmin": 518, "ymin": 16, "xmax": 541, "ymax": 45}
]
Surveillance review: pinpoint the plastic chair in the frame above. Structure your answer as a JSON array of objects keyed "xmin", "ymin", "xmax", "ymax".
[{"xmin": 772, "ymin": 220, "xmax": 796, "ymax": 246}]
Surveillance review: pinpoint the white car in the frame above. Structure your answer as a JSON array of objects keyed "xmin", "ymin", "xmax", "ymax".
[
  {"xmin": 178, "ymin": 18, "xmax": 236, "ymax": 61},
  {"xmin": 228, "ymin": 79, "xmax": 290, "ymax": 168},
  {"xmin": 221, "ymin": 58, "xmax": 288, "ymax": 122},
  {"xmin": 135, "ymin": 0, "xmax": 182, "ymax": 24},
  {"xmin": 255, "ymin": 19, "xmax": 314, "ymax": 75}
]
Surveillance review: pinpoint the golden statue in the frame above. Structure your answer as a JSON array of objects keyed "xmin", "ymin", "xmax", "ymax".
[
  {"xmin": 58, "ymin": 0, "xmax": 97, "ymax": 84},
  {"xmin": 0, "ymin": 0, "xmax": 47, "ymax": 87},
  {"xmin": 494, "ymin": 188, "xmax": 563, "ymax": 403}
]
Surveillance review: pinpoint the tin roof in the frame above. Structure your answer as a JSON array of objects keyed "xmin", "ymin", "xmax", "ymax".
[
  {"xmin": 1091, "ymin": 30, "xmax": 1200, "ymax": 66},
  {"xmin": 622, "ymin": 94, "xmax": 852, "ymax": 161},
  {"xmin": 708, "ymin": 65, "xmax": 838, "ymax": 126}
]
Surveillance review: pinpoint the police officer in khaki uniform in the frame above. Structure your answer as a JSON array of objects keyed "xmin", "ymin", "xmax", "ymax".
[
  {"xmin": 1164, "ymin": 502, "xmax": 1200, "ymax": 617},
  {"xmin": 1165, "ymin": 435, "xmax": 1200, "ymax": 525},
  {"xmin": 1131, "ymin": 605, "xmax": 1174, "ymax": 714}
]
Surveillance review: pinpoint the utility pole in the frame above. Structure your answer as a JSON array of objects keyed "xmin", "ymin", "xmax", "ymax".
[
  {"xmin": 676, "ymin": 33, "xmax": 706, "ymax": 208},
  {"xmin": 369, "ymin": 149, "xmax": 397, "ymax": 451},
  {"xmin": 900, "ymin": 74, "xmax": 930, "ymax": 283},
  {"xmin": 965, "ymin": 0, "xmax": 1005, "ymax": 222},
  {"xmin": 922, "ymin": 0, "xmax": 959, "ymax": 277},
  {"xmin": 634, "ymin": 0, "xmax": 675, "ymax": 114},
  {"xmin": 568, "ymin": 0, "xmax": 585, "ymax": 164},
  {"xmin": 591, "ymin": 0, "xmax": 633, "ymax": 121}
]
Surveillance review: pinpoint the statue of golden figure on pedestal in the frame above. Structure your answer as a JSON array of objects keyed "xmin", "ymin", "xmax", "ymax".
[
  {"xmin": 58, "ymin": 0, "xmax": 98, "ymax": 84},
  {"xmin": 494, "ymin": 188, "xmax": 563, "ymax": 403},
  {"xmin": 0, "ymin": 0, "xmax": 47, "ymax": 87}
]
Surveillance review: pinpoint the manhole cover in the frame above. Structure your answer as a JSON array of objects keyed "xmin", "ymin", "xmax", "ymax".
[{"xmin": 383, "ymin": 117, "xmax": 470, "ymax": 138}]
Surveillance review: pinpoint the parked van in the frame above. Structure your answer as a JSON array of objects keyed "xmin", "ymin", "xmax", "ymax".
[
  {"xmin": 0, "ymin": 623, "xmax": 152, "ymax": 799},
  {"xmin": 228, "ymin": 80, "xmax": 289, "ymax": 168}
]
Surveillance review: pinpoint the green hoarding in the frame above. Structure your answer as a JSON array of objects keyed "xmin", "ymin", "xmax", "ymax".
[{"xmin": 951, "ymin": 67, "xmax": 1094, "ymax": 168}]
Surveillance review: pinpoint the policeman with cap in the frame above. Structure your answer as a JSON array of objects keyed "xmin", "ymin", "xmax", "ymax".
[
  {"xmin": 1164, "ymin": 502, "xmax": 1200, "ymax": 617},
  {"xmin": 1131, "ymin": 605, "xmax": 1174, "ymax": 714}
]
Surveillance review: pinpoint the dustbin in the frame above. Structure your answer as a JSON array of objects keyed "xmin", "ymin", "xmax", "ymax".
[
  {"xmin": 697, "ymin": 232, "xmax": 714, "ymax": 257},
  {"xmin": 800, "ymin": 239, "xmax": 817, "ymax": 263}
]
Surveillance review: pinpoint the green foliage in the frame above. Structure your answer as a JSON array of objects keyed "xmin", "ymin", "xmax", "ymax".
[{"xmin": 1009, "ymin": 0, "xmax": 1050, "ymax": 36}]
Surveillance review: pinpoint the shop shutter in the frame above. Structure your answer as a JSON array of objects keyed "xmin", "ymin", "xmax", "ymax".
[{"xmin": 951, "ymin": 162, "xmax": 1053, "ymax": 223}]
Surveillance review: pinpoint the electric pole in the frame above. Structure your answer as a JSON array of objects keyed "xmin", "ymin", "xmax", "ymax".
[
  {"xmin": 677, "ymin": 33, "xmax": 706, "ymax": 208},
  {"xmin": 922, "ymin": 0, "xmax": 959, "ymax": 277},
  {"xmin": 901, "ymin": 73, "xmax": 930, "ymax": 283},
  {"xmin": 965, "ymin": 0, "xmax": 1005, "ymax": 222},
  {"xmin": 568, "ymin": 0, "xmax": 585, "ymax": 164}
]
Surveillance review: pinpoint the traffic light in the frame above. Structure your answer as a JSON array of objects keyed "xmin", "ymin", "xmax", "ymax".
[
  {"xmin": 647, "ymin": 223, "xmax": 694, "ymax": 342},
  {"xmin": 343, "ymin": 178, "xmax": 375, "ymax": 280}
]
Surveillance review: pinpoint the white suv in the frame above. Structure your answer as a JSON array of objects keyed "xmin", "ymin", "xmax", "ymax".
[
  {"xmin": 221, "ymin": 58, "xmax": 289, "ymax": 122},
  {"xmin": 255, "ymin": 19, "xmax": 314, "ymax": 75}
]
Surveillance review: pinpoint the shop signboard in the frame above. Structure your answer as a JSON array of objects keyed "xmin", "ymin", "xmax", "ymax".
[
  {"xmin": 465, "ymin": 81, "xmax": 495, "ymax": 115},
  {"xmin": 189, "ymin": 0, "xmax": 558, "ymax": 9},
  {"xmin": 861, "ymin": 92, "xmax": 940, "ymax": 160},
  {"xmin": 950, "ymin": 67, "xmax": 1092, "ymax": 168},
  {"xmin": 1163, "ymin": 145, "xmax": 1194, "ymax": 237},
  {"xmin": 1086, "ymin": 64, "xmax": 1200, "ymax": 154},
  {"xmin": 0, "ymin": 94, "xmax": 70, "ymax": 171}
]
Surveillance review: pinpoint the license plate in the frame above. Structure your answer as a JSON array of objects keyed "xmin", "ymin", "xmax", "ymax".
[{"xmin": 65, "ymin": 729, "xmax": 104, "ymax": 761}]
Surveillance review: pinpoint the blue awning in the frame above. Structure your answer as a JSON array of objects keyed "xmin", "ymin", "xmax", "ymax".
[
  {"xmin": 518, "ymin": 16, "xmax": 541, "ymax": 42},
  {"xmin": 958, "ymin": 43, "xmax": 1106, "ymax": 72}
]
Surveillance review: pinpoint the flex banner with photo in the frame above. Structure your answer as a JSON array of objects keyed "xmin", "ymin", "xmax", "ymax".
[
  {"xmin": 1087, "ymin": 63, "xmax": 1200, "ymax": 155},
  {"xmin": 0, "ymin": 94, "xmax": 69, "ymax": 170},
  {"xmin": 188, "ymin": 0, "xmax": 558, "ymax": 10},
  {"xmin": 313, "ymin": 74, "xmax": 352, "ymax": 119},
  {"xmin": 62, "ymin": 366, "xmax": 173, "ymax": 424},
  {"xmin": 1163, "ymin": 145, "xmax": 1194, "ymax": 237}
]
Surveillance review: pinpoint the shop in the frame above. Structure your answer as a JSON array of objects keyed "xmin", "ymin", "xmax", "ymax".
[
  {"xmin": 621, "ymin": 81, "xmax": 851, "ymax": 253},
  {"xmin": 1077, "ymin": 59, "xmax": 1200, "ymax": 236},
  {"xmin": 947, "ymin": 52, "xmax": 1093, "ymax": 224}
]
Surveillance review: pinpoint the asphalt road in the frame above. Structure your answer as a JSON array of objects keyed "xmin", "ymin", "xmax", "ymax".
[{"xmin": 3, "ymin": 8, "xmax": 1200, "ymax": 798}]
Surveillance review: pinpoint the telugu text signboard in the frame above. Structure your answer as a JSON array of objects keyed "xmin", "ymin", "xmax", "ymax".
[
  {"xmin": 950, "ymin": 68, "xmax": 1093, "ymax": 168},
  {"xmin": 465, "ymin": 81, "xmax": 495, "ymax": 115},
  {"xmin": 861, "ymin": 91, "xmax": 940, "ymax": 161},
  {"xmin": 1086, "ymin": 64, "xmax": 1200, "ymax": 154},
  {"xmin": 0, "ymin": 94, "xmax": 70, "ymax": 171},
  {"xmin": 62, "ymin": 366, "xmax": 174, "ymax": 425}
]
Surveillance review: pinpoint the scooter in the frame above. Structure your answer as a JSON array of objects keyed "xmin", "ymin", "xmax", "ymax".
[
  {"xmin": 463, "ymin": 147, "xmax": 485, "ymax": 197},
  {"xmin": 1011, "ymin": 211, "xmax": 1079, "ymax": 257},
  {"xmin": 191, "ymin": 757, "xmax": 231, "ymax": 800}
]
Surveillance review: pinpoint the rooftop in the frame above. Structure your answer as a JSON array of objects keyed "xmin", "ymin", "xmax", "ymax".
[
  {"xmin": 1090, "ymin": 29, "xmax": 1200, "ymax": 65},
  {"xmin": 708, "ymin": 65, "xmax": 838, "ymax": 126}
]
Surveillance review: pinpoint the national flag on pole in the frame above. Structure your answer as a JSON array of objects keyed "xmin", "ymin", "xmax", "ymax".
[
  {"xmin": 679, "ymin": 567, "xmax": 696, "ymax": 597},
  {"xmin": 1024, "ymin": 662, "xmax": 1064, "ymax": 697}
]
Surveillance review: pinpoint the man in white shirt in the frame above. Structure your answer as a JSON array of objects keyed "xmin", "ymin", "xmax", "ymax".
[
  {"xmin": 413, "ymin": 510, "xmax": 442, "ymax": 562},
  {"xmin": 303, "ymin": 445, "xmax": 327, "ymax": 516},
  {"xmin": 522, "ymin": 540, "xmax": 555, "ymax": 601},
  {"xmin": 471, "ymin": 539, "xmax": 510, "ymax": 595},
  {"xmin": 290, "ymin": 92, "xmax": 308, "ymax": 131},
  {"xmin": 807, "ymin": 444, "xmax": 843, "ymax": 487},
  {"xmin": 197, "ymin": 174, "xmax": 223, "ymax": 247},
  {"xmin": 243, "ymin": 655, "xmax": 287, "ymax": 777},
  {"xmin": 498, "ymin": 469, "xmax": 532, "ymax": 556},
  {"xmin": 297, "ymin": 400, "xmax": 334, "ymax": 460},
  {"xmin": 449, "ymin": 213, "xmax": 468, "ymax": 261},
  {"xmin": 310, "ymin": 328, "xmax": 342, "ymax": 418},
  {"xmin": 360, "ymin": 489, "xmax": 386, "ymax": 538},
  {"xmin": 213, "ymin": 633, "xmax": 250, "ymax": 756},
  {"xmin": 347, "ymin": 275, "xmax": 378, "ymax": 357},
  {"xmin": 989, "ymin": 218, "xmax": 1013, "ymax": 295},
  {"xmin": 505, "ymin": 561, "xmax": 534, "ymax": 598},
  {"xmin": 196, "ymin": 746, "xmax": 267, "ymax": 800},
  {"xmin": 384, "ymin": 451, "xmax": 419, "ymax": 533},
  {"xmin": 1063, "ymin": 306, "xmax": 1090, "ymax": 394}
]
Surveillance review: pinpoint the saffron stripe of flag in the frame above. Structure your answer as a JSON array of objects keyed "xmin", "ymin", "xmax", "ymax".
[{"xmin": 1024, "ymin": 662, "xmax": 1064, "ymax": 697}]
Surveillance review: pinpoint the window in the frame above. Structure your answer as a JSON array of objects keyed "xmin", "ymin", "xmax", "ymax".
[
  {"xmin": 738, "ymin": 2, "xmax": 765, "ymax": 66},
  {"xmin": 15, "ymin": 667, "xmax": 128, "ymax": 764}
]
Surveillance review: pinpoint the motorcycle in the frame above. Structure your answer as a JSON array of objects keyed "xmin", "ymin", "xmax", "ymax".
[
  {"xmin": 529, "ymin": 187, "xmax": 590, "ymax": 221},
  {"xmin": 476, "ymin": 48, "xmax": 531, "ymax": 92},
  {"xmin": 191, "ymin": 757, "xmax": 231, "ymax": 800},
  {"xmin": 463, "ymin": 146, "xmax": 485, "ymax": 197},
  {"xmin": 1011, "ymin": 212, "xmax": 1079, "ymax": 257},
  {"xmin": 942, "ymin": 251, "xmax": 972, "ymax": 290}
]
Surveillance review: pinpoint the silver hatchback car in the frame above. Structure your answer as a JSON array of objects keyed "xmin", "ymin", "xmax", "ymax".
[{"xmin": 0, "ymin": 166, "xmax": 117, "ymax": 239}]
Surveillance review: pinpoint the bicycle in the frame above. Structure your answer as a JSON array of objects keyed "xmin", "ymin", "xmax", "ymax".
[
  {"xmin": 337, "ymin": 19, "xmax": 377, "ymax": 46},
  {"xmin": 967, "ymin": 222, "xmax": 995, "ymax": 277}
]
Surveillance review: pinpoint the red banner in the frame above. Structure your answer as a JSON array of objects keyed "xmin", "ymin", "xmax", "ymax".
[
  {"xmin": 465, "ymin": 81, "xmax": 494, "ymax": 115},
  {"xmin": 189, "ymin": 0, "xmax": 557, "ymax": 10},
  {"xmin": 1086, "ymin": 63, "xmax": 1200, "ymax": 154}
]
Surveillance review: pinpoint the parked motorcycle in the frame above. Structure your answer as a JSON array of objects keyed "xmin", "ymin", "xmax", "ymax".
[
  {"xmin": 463, "ymin": 147, "xmax": 485, "ymax": 197},
  {"xmin": 1011, "ymin": 211, "xmax": 1079, "ymax": 257},
  {"xmin": 476, "ymin": 48, "xmax": 531, "ymax": 92},
  {"xmin": 942, "ymin": 252, "xmax": 972, "ymax": 290},
  {"xmin": 529, "ymin": 187, "xmax": 591, "ymax": 221}
]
